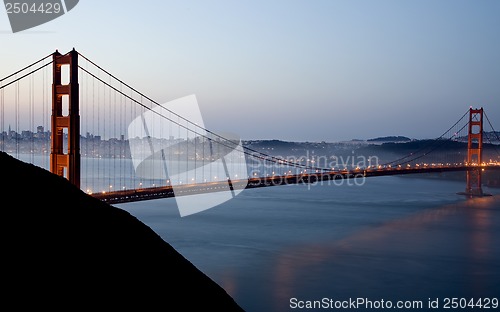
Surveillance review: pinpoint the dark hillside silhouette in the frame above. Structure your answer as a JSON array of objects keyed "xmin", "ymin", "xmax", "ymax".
[{"xmin": 1, "ymin": 151, "xmax": 244, "ymax": 310}]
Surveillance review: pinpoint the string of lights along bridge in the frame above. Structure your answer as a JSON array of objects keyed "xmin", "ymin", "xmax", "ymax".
[{"xmin": 1, "ymin": 49, "xmax": 499, "ymax": 204}]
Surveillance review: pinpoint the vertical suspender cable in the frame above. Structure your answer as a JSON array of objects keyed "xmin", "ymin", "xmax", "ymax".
[
  {"xmin": 1, "ymin": 80, "xmax": 3, "ymax": 151},
  {"xmin": 15, "ymin": 77, "xmax": 19, "ymax": 157}
]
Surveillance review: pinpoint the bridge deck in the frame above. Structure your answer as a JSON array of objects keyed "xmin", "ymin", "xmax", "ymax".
[{"xmin": 92, "ymin": 165, "xmax": 499, "ymax": 204}]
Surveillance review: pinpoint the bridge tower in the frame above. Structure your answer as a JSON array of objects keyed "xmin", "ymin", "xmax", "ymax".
[
  {"xmin": 50, "ymin": 49, "xmax": 80, "ymax": 189},
  {"xmin": 464, "ymin": 107, "xmax": 484, "ymax": 196}
]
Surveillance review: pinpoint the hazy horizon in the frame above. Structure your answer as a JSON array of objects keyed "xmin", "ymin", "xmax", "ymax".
[{"xmin": 1, "ymin": 1, "xmax": 499, "ymax": 142}]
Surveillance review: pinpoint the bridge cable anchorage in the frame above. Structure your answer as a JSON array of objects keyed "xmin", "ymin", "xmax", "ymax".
[{"xmin": 77, "ymin": 52, "xmax": 331, "ymax": 173}]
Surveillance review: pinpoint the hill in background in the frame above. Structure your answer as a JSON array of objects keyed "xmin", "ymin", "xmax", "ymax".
[{"xmin": 367, "ymin": 136, "xmax": 412, "ymax": 143}]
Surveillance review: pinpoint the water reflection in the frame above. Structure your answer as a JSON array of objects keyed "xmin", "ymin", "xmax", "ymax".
[
  {"xmin": 466, "ymin": 197, "xmax": 495, "ymax": 295},
  {"xmin": 271, "ymin": 196, "xmax": 499, "ymax": 311},
  {"xmin": 117, "ymin": 178, "xmax": 500, "ymax": 312}
]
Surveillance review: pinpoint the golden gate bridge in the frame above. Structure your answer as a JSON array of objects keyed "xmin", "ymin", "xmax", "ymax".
[{"xmin": 1, "ymin": 49, "xmax": 499, "ymax": 206}]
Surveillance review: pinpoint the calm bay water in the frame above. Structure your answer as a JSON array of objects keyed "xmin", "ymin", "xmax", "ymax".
[
  {"xmin": 116, "ymin": 175, "xmax": 500, "ymax": 312},
  {"xmin": 10, "ymin": 153, "xmax": 500, "ymax": 310}
]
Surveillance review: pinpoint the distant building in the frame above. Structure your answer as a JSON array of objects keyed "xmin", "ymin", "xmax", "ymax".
[
  {"xmin": 21, "ymin": 130, "xmax": 33, "ymax": 140},
  {"xmin": 34, "ymin": 126, "xmax": 47, "ymax": 139}
]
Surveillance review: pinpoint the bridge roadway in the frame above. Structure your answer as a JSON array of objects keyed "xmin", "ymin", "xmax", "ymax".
[{"xmin": 92, "ymin": 165, "xmax": 500, "ymax": 204}]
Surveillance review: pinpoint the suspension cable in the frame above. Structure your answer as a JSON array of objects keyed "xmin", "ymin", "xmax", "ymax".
[
  {"xmin": 483, "ymin": 111, "xmax": 500, "ymax": 158},
  {"xmin": 484, "ymin": 111, "xmax": 500, "ymax": 142},
  {"xmin": 382, "ymin": 109, "xmax": 470, "ymax": 166},
  {"xmin": 0, "ymin": 53, "xmax": 53, "ymax": 84},
  {"xmin": 77, "ymin": 64, "xmax": 328, "ymax": 171}
]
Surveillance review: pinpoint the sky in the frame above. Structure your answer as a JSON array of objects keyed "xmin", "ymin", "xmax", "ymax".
[{"xmin": 1, "ymin": 0, "xmax": 499, "ymax": 142}]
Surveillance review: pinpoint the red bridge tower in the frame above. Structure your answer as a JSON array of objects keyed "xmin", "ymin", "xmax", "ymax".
[
  {"xmin": 463, "ymin": 107, "xmax": 486, "ymax": 197},
  {"xmin": 50, "ymin": 49, "xmax": 80, "ymax": 189}
]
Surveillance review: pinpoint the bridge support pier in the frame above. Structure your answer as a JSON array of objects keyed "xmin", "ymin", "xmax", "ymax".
[
  {"xmin": 458, "ymin": 107, "xmax": 491, "ymax": 197},
  {"xmin": 50, "ymin": 49, "xmax": 80, "ymax": 189}
]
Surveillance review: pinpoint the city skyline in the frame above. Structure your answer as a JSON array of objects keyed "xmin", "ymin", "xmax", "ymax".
[{"xmin": 1, "ymin": 1, "xmax": 499, "ymax": 142}]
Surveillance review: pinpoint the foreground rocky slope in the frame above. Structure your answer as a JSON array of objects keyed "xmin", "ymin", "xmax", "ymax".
[{"xmin": 1, "ymin": 151, "xmax": 244, "ymax": 310}]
